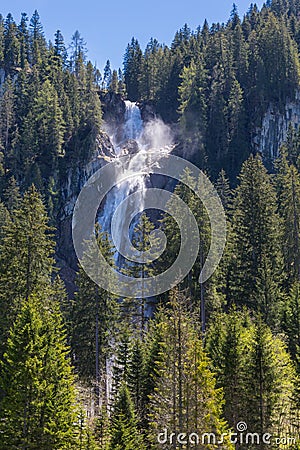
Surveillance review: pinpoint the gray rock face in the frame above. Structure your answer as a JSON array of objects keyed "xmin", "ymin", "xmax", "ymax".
[
  {"xmin": 253, "ymin": 91, "xmax": 300, "ymax": 161},
  {"xmin": 119, "ymin": 139, "xmax": 139, "ymax": 155},
  {"xmin": 57, "ymin": 131, "xmax": 116, "ymax": 295},
  {"xmin": 100, "ymin": 91, "xmax": 126, "ymax": 123},
  {"xmin": 139, "ymin": 101, "xmax": 156, "ymax": 122}
]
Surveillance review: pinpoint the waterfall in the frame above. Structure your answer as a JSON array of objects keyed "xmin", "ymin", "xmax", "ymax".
[
  {"xmin": 123, "ymin": 100, "xmax": 143, "ymax": 141},
  {"xmin": 99, "ymin": 100, "xmax": 174, "ymax": 263},
  {"xmin": 99, "ymin": 101, "xmax": 145, "ymax": 235}
]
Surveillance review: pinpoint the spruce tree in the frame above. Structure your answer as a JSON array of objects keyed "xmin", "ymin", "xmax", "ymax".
[
  {"xmin": 109, "ymin": 383, "xmax": 146, "ymax": 450},
  {"xmin": 122, "ymin": 212, "xmax": 161, "ymax": 333},
  {"xmin": 0, "ymin": 186, "xmax": 55, "ymax": 354},
  {"xmin": 215, "ymin": 169, "xmax": 232, "ymax": 211},
  {"xmin": 149, "ymin": 290, "xmax": 233, "ymax": 448},
  {"xmin": 276, "ymin": 151, "xmax": 300, "ymax": 287},
  {"xmin": 206, "ymin": 308, "xmax": 253, "ymax": 427},
  {"xmin": 71, "ymin": 227, "xmax": 118, "ymax": 405},
  {"xmin": 123, "ymin": 38, "xmax": 143, "ymax": 101},
  {"xmin": 245, "ymin": 317, "xmax": 295, "ymax": 440},
  {"xmin": 127, "ymin": 338, "xmax": 146, "ymax": 422},
  {"xmin": 282, "ymin": 282, "xmax": 300, "ymax": 364},
  {"xmin": 110, "ymin": 69, "xmax": 119, "ymax": 93},
  {"xmin": 0, "ymin": 292, "xmax": 78, "ymax": 449},
  {"xmin": 103, "ymin": 60, "xmax": 112, "ymax": 90},
  {"xmin": 227, "ymin": 155, "xmax": 283, "ymax": 326}
]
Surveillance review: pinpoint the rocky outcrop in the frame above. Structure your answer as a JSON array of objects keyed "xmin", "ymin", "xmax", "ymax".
[
  {"xmin": 99, "ymin": 91, "xmax": 126, "ymax": 144},
  {"xmin": 139, "ymin": 101, "xmax": 156, "ymax": 122},
  {"xmin": 56, "ymin": 130, "xmax": 116, "ymax": 295},
  {"xmin": 253, "ymin": 92, "xmax": 300, "ymax": 162}
]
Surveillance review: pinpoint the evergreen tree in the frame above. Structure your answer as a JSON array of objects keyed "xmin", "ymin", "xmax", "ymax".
[
  {"xmin": 122, "ymin": 212, "xmax": 161, "ymax": 333},
  {"xmin": 69, "ymin": 30, "xmax": 87, "ymax": 73},
  {"xmin": 215, "ymin": 169, "xmax": 232, "ymax": 211},
  {"xmin": 178, "ymin": 58, "xmax": 207, "ymax": 166},
  {"xmin": 29, "ymin": 10, "xmax": 46, "ymax": 66},
  {"xmin": 149, "ymin": 290, "xmax": 233, "ymax": 448},
  {"xmin": 18, "ymin": 13, "xmax": 29, "ymax": 69},
  {"xmin": 71, "ymin": 227, "xmax": 118, "ymax": 404},
  {"xmin": 109, "ymin": 383, "xmax": 146, "ymax": 450},
  {"xmin": 227, "ymin": 155, "xmax": 283, "ymax": 326},
  {"xmin": 276, "ymin": 151, "xmax": 300, "ymax": 287},
  {"xmin": 54, "ymin": 29, "xmax": 67, "ymax": 64},
  {"xmin": 246, "ymin": 317, "xmax": 295, "ymax": 440},
  {"xmin": 3, "ymin": 13, "xmax": 19, "ymax": 73},
  {"xmin": 282, "ymin": 282, "xmax": 300, "ymax": 364},
  {"xmin": 103, "ymin": 60, "xmax": 112, "ymax": 90},
  {"xmin": 127, "ymin": 338, "xmax": 146, "ymax": 422},
  {"xmin": 0, "ymin": 76, "xmax": 15, "ymax": 160},
  {"xmin": 110, "ymin": 69, "xmax": 118, "ymax": 93},
  {"xmin": 123, "ymin": 38, "xmax": 143, "ymax": 101},
  {"xmin": 117, "ymin": 68, "xmax": 126, "ymax": 95},
  {"xmin": 0, "ymin": 292, "xmax": 78, "ymax": 449},
  {"xmin": 0, "ymin": 186, "xmax": 55, "ymax": 354},
  {"xmin": 206, "ymin": 308, "xmax": 253, "ymax": 427}
]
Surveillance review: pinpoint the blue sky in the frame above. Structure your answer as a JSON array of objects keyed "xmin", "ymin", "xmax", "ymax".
[{"xmin": 1, "ymin": 0, "xmax": 263, "ymax": 73}]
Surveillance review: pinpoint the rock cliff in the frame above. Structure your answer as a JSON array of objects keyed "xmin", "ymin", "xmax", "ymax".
[{"xmin": 253, "ymin": 92, "xmax": 300, "ymax": 163}]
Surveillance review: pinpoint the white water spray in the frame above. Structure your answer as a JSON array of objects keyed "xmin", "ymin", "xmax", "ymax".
[{"xmin": 99, "ymin": 101, "xmax": 174, "ymax": 260}]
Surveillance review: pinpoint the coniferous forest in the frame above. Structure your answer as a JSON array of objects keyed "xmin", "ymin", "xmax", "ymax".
[{"xmin": 2, "ymin": 1, "xmax": 300, "ymax": 449}]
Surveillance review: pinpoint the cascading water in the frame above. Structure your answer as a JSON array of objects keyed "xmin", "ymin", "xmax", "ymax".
[
  {"xmin": 100, "ymin": 103, "xmax": 174, "ymax": 406},
  {"xmin": 123, "ymin": 100, "xmax": 143, "ymax": 141},
  {"xmin": 99, "ymin": 100, "xmax": 174, "ymax": 264}
]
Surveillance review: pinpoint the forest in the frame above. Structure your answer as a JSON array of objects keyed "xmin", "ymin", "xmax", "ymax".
[{"xmin": 1, "ymin": 0, "xmax": 300, "ymax": 449}]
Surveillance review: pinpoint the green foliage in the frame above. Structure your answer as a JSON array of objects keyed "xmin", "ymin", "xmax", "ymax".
[
  {"xmin": 0, "ymin": 186, "xmax": 55, "ymax": 354},
  {"xmin": 0, "ymin": 12, "xmax": 103, "ymax": 209},
  {"xmin": 0, "ymin": 293, "xmax": 78, "ymax": 449},
  {"xmin": 206, "ymin": 310, "xmax": 297, "ymax": 441},
  {"xmin": 226, "ymin": 155, "xmax": 283, "ymax": 326},
  {"xmin": 148, "ymin": 290, "xmax": 233, "ymax": 449},
  {"xmin": 109, "ymin": 383, "xmax": 146, "ymax": 450},
  {"xmin": 71, "ymin": 227, "xmax": 119, "ymax": 384},
  {"xmin": 276, "ymin": 150, "xmax": 300, "ymax": 287}
]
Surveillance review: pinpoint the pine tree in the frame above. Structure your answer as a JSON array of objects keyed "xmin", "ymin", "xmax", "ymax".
[
  {"xmin": 245, "ymin": 317, "xmax": 295, "ymax": 440},
  {"xmin": 0, "ymin": 186, "xmax": 55, "ymax": 354},
  {"xmin": 206, "ymin": 308, "xmax": 253, "ymax": 427},
  {"xmin": 276, "ymin": 151, "xmax": 300, "ymax": 287},
  {"xmin": 103, "ymin": 60, "xmax": 112, "ymax": 90},
  {"xmin": 29, "ymin": 10, "xmax": 46, "ymax": 66},
  {"xmin": 110, "ymin": 69, "xmax": 118, "ymax": 93},
  {"xmin": 117, "ymin": 68, "xmax": 126, "ymax": 95},
  {"xmin": 83, "ymin": 62, "xmax": 102, "ymax": 139},
  {"xmin": 17, "ymin": 78, "xmax": 65, "ymax": 180},
  {"xmin": 2, "ymin": 176, "xmax": 21, "ymax": 213},
  {"xmin": 111, "ymin": 325, "xmax": 132, "ymax": 399},
  {"xmin": 149, "ymin": 290, "xmax": 233, "ymax": 448},
  {"xmin": 0, "ymin": 76, "xmax": 15, "ymax": 161},
  {"xmin": 282, "ymin": 282, "xmax": 300, "ymax": 364},
  {"xmin": 123, "ymin": 38, "xmax": 143, "ymax": 101},
  {"xmin": 122, "ymin": 212, "xmax": 161, "ymax": 333},
  {"xmin": 127, "ymin": 338, "xmax": 146, "ymax": 422},
  {"xmin": 227, "ymin": 155, "xmax": 283, "ymax": 326},
  {"xmin": 3, "ymin": 13, "xmax": 20, "ymax": 73},
  {"xmin": 215, "ymin": 169, "xmax": 232, "ymax": 211},
  {"xmin": 109, "ymin": 383, "xmax": 146, "ymax": 450},
  {"xmin": 54, "ymin": 29, "xmax": 67, "ymax": 64},
  {"xmin": 161, "ymin": 168, "xmax": 215, "ymax": 328},
  {"xmin": 18, "ymin": 13, "xmax": 29, "ymax": 69},
  {"xmin": 69, "ymin": 30, "xmax": 87, "ymax": 73},
  {"xmin": 0, "ymin": 292, "xmax": 78, "ymax": 449},
  {"xmin": 207, "ymin": 310, "xmax": 297, "ymax": 442},
  {"xmin": 178, "ymin": 58, "xmax": 207, "ymax": 166},
  {"xmin": 71, "ymin": 227, "xmax": 118, "ymax": 405}
]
